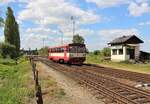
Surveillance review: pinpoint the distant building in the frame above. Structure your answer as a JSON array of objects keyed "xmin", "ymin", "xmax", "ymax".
[
  {"xmin": 140, "ymin": 51, "xmax": 150, "ymax": 62},
  {"xmin": 20, "ymin": 48, "xmax": 38, "ymax": 55},
  {"xmin": 108, "ymin": 35, "xmax": 144, "ymax": 61}
]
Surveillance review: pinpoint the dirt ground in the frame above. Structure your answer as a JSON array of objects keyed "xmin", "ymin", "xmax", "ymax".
[{"xmin": 36, "ymin": 62, "xmax": 104, "ymax": 104}]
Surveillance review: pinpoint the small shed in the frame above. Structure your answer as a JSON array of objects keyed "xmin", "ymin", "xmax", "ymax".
[
  {"xmin": 140, "ymin": 51, "xmax": 150, "ymax": 62},
  {"xmin": 108, "ymin": 35, "xmax": 144, "ymax": 61}
]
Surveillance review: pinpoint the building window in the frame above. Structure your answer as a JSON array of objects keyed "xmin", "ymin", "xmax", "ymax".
[
  {"xmin": 112, "ymin": 49, "xmax": 117, "ymax": 55},
  {"xmin": 119, "ymin": 49, "xmax": 123, "ymax": 55}
]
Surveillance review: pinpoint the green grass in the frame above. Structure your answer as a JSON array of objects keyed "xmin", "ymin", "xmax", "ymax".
[
  {"xmin": 0, "ymin": 57, "xmax": 34, "ymax": 104},
  {"xmin": 86, "ymin": 53, "xmax": 150, "ymax": 74}
]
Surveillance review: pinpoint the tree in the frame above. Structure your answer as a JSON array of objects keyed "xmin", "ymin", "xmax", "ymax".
[
  {"xmin": 101, "ymin": 47, "xmax": 111, "ymax": 57},
  {"xmin": 14, "ymin": 22, "xmax": 20, "ymax": 55},
  {"xmin": 0, "ymin": 17, "xmax": 4, "ymax": 27},
  {"xmin": 4, "ymin": 7, "xmax": 20, "ymax": 57},
  {"xmin": 38, "ymin": 47, "xmax": 48, "ymax": 56},
  {"xmin": 72, "ymin": 34, "xmax": 84, "ymax": 44},
  {"xmin": 0, "ymin": 43, "xmax": 16, "ymax": 59},
  {"xmin": 93, "ymin": 50, "xmax": 100, "ymax": 55}
]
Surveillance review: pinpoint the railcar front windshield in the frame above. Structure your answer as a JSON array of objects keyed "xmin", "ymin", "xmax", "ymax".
[{"xmin": 69, "ymin": 46, "xmax": 86, "ymax": 53}]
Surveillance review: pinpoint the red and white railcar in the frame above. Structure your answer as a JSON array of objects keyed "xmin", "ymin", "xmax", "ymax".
[{"xmin": 48, "ymin": 43, "xmax": 86, "ymax": 64}]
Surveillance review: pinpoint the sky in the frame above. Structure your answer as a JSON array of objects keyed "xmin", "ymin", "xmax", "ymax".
[{"xmin": 0, "ymin": 0, "xmax": 150, "ymax": 52}]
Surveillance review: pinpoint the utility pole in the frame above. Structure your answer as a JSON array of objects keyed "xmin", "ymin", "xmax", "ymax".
[
  {"xmin": 59, "ymin": 30, "xmax": 63, "ymax": 45},
  {"xmin": 71, "ymin": 16, "xmax": 75, "ymax": 39},
  {"xmin": 42, "ymin": 38, "xmax": 45, "ymax": 48}
]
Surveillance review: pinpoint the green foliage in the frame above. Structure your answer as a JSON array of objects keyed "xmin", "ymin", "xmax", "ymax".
[
  {"xmin": 4, "ymin": 7, "xmax": 20, "ymax": 57},
  {"xmin": 86, "ymin": 53, "xmax": 102, "ymax": 63},
  {"xmin": 0, "ymin": 58, "xmax": 16, "ymax": 66},
  {"xmin": 86, "ymin": 53, "xmax": 150, "ymax": 73},
  {"xmin": 55, "ymin": 88, "xmax": 66, "ymax": 98},
  {"xmin": 119, "ymin": 60, "xmax": 133, "ymax": 64},
  {"xmin": 0, "ymin": 60, "xmax": 34, "ymax": 104},
  {"xmin": 101, "ymin": 47, "xmax": 111, "ymax": 57},
  {"xmin": 0, "ymin": 17, "xmax": 4, "ymax": 27},
  {"xmin": 38, "ymin": 47, "xmax": 48, "ymax": 56},
  {"xmin": 93, "ymin": 50, "xmax": 100, "ymax": 55},
  {"xmin": 72, "ymin": 34, "xmax": 84, "ymax": 44},
  {"xmin": 14, "ymin": 22, "xmax": 20, "ymax": 55},
  {"xmin": 0, "ymin": 43, "xmax": 17, "ymax": 59}
]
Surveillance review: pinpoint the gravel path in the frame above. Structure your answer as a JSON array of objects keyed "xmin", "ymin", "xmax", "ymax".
[{"xmin": 37, "ymin": 62, "xmax": 104, "ymax": 104}]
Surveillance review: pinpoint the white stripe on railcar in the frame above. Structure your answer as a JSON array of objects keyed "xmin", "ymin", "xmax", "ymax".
[
  {"xmin": 49, "ymin": 53, "xmax": 65, "ymax": 57},
  {"xmin": 49, "ymin": 53, "xmax": 86, "ymax": 58}
]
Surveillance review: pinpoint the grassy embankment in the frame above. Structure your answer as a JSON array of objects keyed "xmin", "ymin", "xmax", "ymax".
[
  {"xmin": 0, "ymin": 57, "xmax": 35, "ymax": 104},
  {"xmin": 86, "ymin": 53, "xmax": 150, "ymax": 74},
  {"xmin": 0, "ymin": 57, "xmax": 67, "ymax": 104}
]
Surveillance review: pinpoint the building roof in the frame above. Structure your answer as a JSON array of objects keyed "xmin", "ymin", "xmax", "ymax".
[{"xmin": 108, "ymin": 35, "xmax": 144, "ymax": 45}]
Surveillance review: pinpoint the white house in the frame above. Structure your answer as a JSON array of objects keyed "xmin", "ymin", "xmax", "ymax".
[{"xmin": 108, "ymin": 35, "xmax": 144, "ymax": 62}]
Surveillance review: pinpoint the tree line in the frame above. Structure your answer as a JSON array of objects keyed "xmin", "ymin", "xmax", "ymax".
[{"xmin": 0, "ymin": 7, "xmax": 20, "ymax": 59}]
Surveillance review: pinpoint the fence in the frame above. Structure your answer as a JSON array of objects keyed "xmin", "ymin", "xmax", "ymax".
[{"xmin": 30, "ymin": 57, "xmax": 43, "ymax": 104}]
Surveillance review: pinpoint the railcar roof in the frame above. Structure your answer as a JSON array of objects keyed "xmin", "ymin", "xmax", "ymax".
[{"xmin": 48, "ymin": 43, "xmax": 85, "ymax": 49}]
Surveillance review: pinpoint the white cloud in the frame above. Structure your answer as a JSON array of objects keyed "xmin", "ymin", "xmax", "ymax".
[
  {"xmin": 61, "ymin": 27, "xmax": 96, "ymax": 37},
  {"xmin": 99, "ymin": 28, "xmax": 139, "ymax": 42},
  {"xmin": 17, "ymin": 0, "xmax": 101, "ymax": 49},
  {"xmin": 86, "ymin": 0, "xmax": 149, "ymax": 8},
  {"xmin": 25, "ymin": 27, "xmax": 56, "ymax": 35},
  {"xmin": 128, "ymin": 2, "xmax": 150, "ymax": 16},
  {"xmin": 20, "ymin": 26, "xmax": 57, "ymax": 49},
  {"xmin": 0, "ymin": 0, "xmax": 29, "ymax": 4},
  {"xmin": 20, "ymin": 26, "xmax": 96, "ymax": 49},
  {"xmin": 18, "ymin": 0, "xmax": 100, "ymax": 26},
  {"xmin": 139, "ymin": 21, "xmax": 150, "ymax": 26},
  {"xmin": 86, "ymin": 0, "xmax": 150, "ymax": 17},
  {"xmin": 86, "ymin": 0, "xmax": 129, "ymax": 8},
  {"xmin": 0, "ymin": 0, "xmax": 15, "ymax": 3}
]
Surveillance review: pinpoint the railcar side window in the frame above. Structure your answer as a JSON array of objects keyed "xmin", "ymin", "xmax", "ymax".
[
  {"xmin": 61, "ymin": 48, "xmax": 64, "ymax": 52},
  {"xmin": 57, "ymin": 48, "xmax": 59, "ymax": 52}
]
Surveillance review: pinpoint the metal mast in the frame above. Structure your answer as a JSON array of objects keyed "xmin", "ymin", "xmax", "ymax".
[
  {"xmin": 71, "ymin": 16, "xmax": 75, "ymax": 38},
  {"xmin": 59, "ymin": 30, "xmax": 63, "ymax": 45}
]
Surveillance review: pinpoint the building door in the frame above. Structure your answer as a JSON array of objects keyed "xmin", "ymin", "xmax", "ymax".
[{"xmin": 127, "ymin": 49, "xmax": 135, "ymax": 59}]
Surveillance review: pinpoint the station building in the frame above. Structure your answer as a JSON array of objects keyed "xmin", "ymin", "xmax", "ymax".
[{"xmin": 108, "ymin": 35, "xmax": 144, "ymax": 62}]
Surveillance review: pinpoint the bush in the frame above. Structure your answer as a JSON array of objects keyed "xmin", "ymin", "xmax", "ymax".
[
  {"xmin": 93, "ymin": 50, "xmax": 100, "ymax": 55},
  {"xmin": 101, "ymin": 47, "xmax": 111, "ymax": 57},
  {"xmin": 0, "ymin": 43, "xmax": 17, "ymax": 59},
  {"xmin": 38, "ymin": 47, "xmax": 48, "ymax": 56}
]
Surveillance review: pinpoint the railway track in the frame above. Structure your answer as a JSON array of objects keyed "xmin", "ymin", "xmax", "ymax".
[
  {"xmin": 81, "ymin": 64, "xmax": 150, "ymax": 83},
  {"xmin": 37, "ymin": 58, "xmax": 150, "ymax": 104},
  {"xmin": 35, "ymin": 56, "xmax": 150, "ymax": 84}
]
